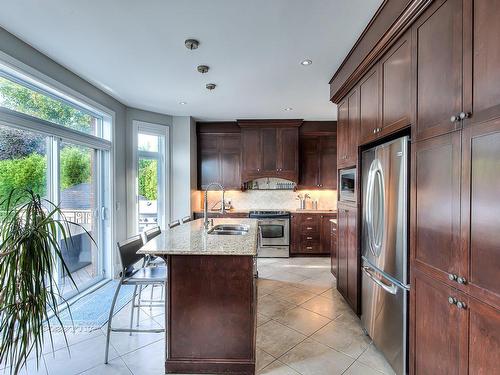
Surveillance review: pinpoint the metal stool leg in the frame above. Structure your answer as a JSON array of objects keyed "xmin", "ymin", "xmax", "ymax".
[
  {"xmin": 136, "ymin": 285, "xmax": 143, "ymax": 326},
  {"xmin": 105, "ymin": 279, "xmax": 123, "ymax": 364},
  {"xmin": 150, "ymin": 284, "xmax": 155, "ymax": 312},
  {"xmin": 129, "ymin": 284, "xmax": 138, "ymax": 336}
]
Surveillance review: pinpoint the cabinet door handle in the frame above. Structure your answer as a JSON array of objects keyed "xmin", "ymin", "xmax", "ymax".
[
  {"xmin": 306, "ymin": 246, "xmax": 313, "ymax": 250},
  {"xmin": 257, "ymin": 168, "xmax": 260, "ymax": 171},
  {"xmin": 450, "ymin": 114, "xmax": 460, "ymax": 123},
  {"xmin": 372, "ymin": 129, "xmax": 377, "ymax": 134},
  {"xmin": 457, "ymin": 277, "xmax": 467, "ymax": 285},
  {"xmin": 457, "ymin": 301, "xmax": 467, "ymax": 309},
  {"xmin": 306, "ymin": 217, "xmax": 312, "ymax": 220},
  {"xmin": 448, "ymin": 296, "xmax": 457, "ymax": 305},
  {"xmin": 306, "ymin": 227, "xmax": 313, "ymax": 230},
  {"xmin": 307, "ymin": 237, "xmax": 313, "ymax": 240},
  {"xmin": 448, "ymin": 273, "xmax": 458, "ymax": 281},
  {"xmin": 459, "ymin": 112, "xmax": 470, "ymax": 120}
]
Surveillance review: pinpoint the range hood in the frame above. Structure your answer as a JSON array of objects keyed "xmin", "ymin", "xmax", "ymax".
[{"xmin": 243, "ymin": 177, "xmax": 296, "ymax": 191}]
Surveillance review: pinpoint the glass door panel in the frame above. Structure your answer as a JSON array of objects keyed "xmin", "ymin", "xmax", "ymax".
[
  {"xmin": 138, "ymin": 157, "xmax": 159, "ymax": 232},
  {"xmin": 58, "ymin": 141, "xmax": 102, "ymax": 297}
]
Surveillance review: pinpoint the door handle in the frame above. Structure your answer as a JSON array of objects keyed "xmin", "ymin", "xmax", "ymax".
[{"xmin": 362, "ymin": 266, "xmax": 398, "ymax": 295}]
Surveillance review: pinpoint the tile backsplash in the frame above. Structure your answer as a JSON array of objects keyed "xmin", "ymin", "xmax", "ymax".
[{"xmin": 200, "ymin": 189, "xmax": 337, "ymax": 211}]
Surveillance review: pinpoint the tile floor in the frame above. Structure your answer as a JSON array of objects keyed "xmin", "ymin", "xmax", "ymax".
[{"xmin": 3, "ymin": 257, "xmax": 395, "ymax": 375}]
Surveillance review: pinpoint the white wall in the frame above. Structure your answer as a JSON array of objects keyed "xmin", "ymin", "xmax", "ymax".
[{"xmin": 171, "ymin": 116, "xmax": 197, "ymax": 220}]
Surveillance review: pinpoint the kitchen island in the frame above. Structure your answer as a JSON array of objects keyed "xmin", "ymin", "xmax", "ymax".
[{"xmin": 139, "ymin": 218, "xmax": 258, "ymax": 375}]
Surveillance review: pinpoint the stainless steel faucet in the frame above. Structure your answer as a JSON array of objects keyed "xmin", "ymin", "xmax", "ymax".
[{"xmin": 204, "ymin": 182, "xmax": 225, "ymax": 229}]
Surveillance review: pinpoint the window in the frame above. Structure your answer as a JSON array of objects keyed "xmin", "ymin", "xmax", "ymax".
[
  {"xmin": 0, "ymin": 62, "xmax": 113, "ymax": 299},
  {"xmin": 0, "ymin": 64, "xmax": 110, "ymax": 140},
  {"xmin": 134, "ymin": 121, "xmax": 168, "ymax": 232}
]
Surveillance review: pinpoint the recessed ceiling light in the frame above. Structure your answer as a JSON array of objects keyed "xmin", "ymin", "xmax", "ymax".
[
  {"xmin": 179, "ymin": 101, "xmax": 187, "ymax": 105},
  {"xmin": 284, "ymin": 107, "xmax": 293, "ymax": 111},
  {"xmin": 300, "ymin": 59, "xmax": 312, "ymax": 66}
]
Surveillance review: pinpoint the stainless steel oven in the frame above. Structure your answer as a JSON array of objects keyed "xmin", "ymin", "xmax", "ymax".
[
  {"xmin": 339, "ymin": 168, "xmax": 356, "ymax": 202},
  {"xmin": 249, "ymin": 211, "xmax": 290, "ymax": 258}
]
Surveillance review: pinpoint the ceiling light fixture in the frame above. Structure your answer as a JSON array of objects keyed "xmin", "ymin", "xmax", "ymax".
[
  {"xmin": 206, "ymin": 83, "xmax": 216, "ymax": 91},
  {"xmin": 197, "ymin": 65, "xmax": 209, "ymax": 74},
  {"xmin": 300, "ymin": 59, "xmax": 312, "ymax": 66},
  {"xmin": 284, "ymin": 107, "xmax": 293, "ymax": 111},
  {"xmin": 179, "ymin": 101, "xmax": 187, "ymax": 105},
  {"xmin": 184, "ymin": 39, "xmax": 199, "ymax": 50}
]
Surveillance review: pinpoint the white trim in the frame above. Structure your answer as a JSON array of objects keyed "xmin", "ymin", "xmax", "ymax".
[{"xmin": 132, "ymin": 120, "xmax": 170, "ymax": 233}]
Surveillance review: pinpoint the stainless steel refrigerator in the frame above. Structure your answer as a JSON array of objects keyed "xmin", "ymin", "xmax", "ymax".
[{"xmin": 361, "ymin": 136, "xmax": 409, "ymax": 375}]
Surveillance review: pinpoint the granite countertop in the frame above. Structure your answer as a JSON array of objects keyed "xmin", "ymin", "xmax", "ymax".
[
  {"xmin": 295, "ymin": 209, "xmax": 337, "ymax": 214},
  {"xmin": 138, "ymin": 218, "xmax": 258, "ymax": 256}
]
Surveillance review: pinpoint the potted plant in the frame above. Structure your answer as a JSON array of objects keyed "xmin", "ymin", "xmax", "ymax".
[{"xmin": 0, "ymin": 189, "xmax": 94, "ymax": 374}]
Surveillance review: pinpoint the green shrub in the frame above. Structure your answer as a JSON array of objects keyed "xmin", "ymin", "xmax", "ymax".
[
  {"xmin": 0, "ymin": 153, "xmax": 47, "ymax": 199},
  {"xmin": 138, "ymin": 159, "xmax": 157, "ymax": 200},
  {"xmin": 60, "ymin": 147, "xmax": 91, "ymax": 189}
]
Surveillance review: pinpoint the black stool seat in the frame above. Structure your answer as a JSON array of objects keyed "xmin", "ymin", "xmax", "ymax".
[{"xmin": 125, "ymin": 266, "xmax": 166, "ymax": 284}]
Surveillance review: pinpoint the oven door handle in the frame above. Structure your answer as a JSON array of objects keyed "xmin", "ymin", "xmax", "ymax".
[{"xmin": 258, "ymin": 226, "xmax": 263, "ymax": 246}]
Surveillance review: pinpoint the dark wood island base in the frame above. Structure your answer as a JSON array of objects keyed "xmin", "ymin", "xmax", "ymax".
[{"xmin": 164, "ymin": 255, "xmax": 256, "ymax": 375}]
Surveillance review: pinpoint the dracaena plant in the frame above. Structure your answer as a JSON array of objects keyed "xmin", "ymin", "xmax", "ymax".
[{"xmin": 0, "ymin": 189, "xmax": 94, "ymax": 374}]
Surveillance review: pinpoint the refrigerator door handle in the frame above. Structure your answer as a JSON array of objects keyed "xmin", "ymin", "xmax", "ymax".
[
  {"xmin": 366, "ymin": 159, "xmax": 385, "ymax": 257},
  {"xmin": 362, "ymin": 266, "xmax": 398, "ymax": 295}
]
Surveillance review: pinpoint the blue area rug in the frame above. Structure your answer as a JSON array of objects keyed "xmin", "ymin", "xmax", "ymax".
[{"xmin": 46, "ymin": 281, "xmax": 134, "ymax": 332}]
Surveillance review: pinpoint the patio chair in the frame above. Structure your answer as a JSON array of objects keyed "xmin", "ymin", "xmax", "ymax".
[{"xmin": 104, "ymin": 235, "xmax": 165, "ymax": 364}]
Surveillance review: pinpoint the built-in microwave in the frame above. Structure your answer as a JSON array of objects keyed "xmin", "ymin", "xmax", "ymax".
[{"xmin": 339, "ymin": 168, "xmax": 357, "ymax": 202}]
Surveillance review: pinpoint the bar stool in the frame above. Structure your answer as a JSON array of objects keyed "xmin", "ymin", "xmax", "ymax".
[
  {"xmin": 181, "ymin": 215, "xmax": 192, "ymax": 223},
  {"xmin": 168, "ymin": 220, "xmax": 180, "ymax": 228},
  {"xmin": 136, "ymin": 226, "xmax": 164, "ymax": 323},
  {"xmin": 104, "ymin": 235, "xmax": 165, "ymax": 364}
]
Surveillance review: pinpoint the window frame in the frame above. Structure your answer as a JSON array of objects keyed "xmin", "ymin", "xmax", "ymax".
[
  {"xmin": 0, "ymin": 53, "xmax": 116, "ymax": 297},
  {"xmin": 132, "ymin": 120, "xmax": 170, "ymax": 232}
]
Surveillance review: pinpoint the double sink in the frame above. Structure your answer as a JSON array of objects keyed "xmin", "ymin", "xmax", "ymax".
[{"xmin": 207, "ymin": 224, "xmax": 249, "ymax": 236}]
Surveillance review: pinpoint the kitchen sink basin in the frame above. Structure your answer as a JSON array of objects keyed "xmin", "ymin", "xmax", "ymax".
[{"xmin": 207, "ymin": 224, "xmax": 249, "ymax": 235}]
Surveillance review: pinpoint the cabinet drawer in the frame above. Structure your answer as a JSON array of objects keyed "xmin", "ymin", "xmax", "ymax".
[
  {"xmin": 301, "ymin": 234, "xmax": 320, "ymax": 244},
  {"xmin": 300, "ymin": 222, "xmax": 320, "ymax": 233},
  {"xmin": 302, "ymin": 243, "xmax": 321, "ymax": 253}
]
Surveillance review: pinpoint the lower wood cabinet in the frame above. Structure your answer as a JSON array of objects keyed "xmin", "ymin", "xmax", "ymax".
[
  {"xmin": 336, "ymin": 204, "xmax": 358, "ymax": 313},
  {"xmin": 411, "ymin": 269, "xmax": 500, "ymax": 375},
  {"xmin": 290, "ymin": 212, "xmax": 336, "ymax": 256},
  {"xmin": 330, "ymin": 220, "xmax": 337, "ymax": 277}
]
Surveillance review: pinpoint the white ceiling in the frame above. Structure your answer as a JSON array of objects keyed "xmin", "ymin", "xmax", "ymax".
[{"xmin": 0, "ymin": 0, "xmax": 382, "ymax": 121}]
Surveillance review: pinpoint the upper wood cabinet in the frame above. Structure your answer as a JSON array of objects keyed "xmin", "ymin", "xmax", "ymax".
[
  {"xmin": 380, "ymin": 31, "xmax": 412, "ymax": 133},
  {"xmin": 198, "ymin": 133, "xmax": 241, "ymax": 190},
  {"xmin": 467, "ymin": 0, "xmax": 500, "ymax": 123},
  {"xmin": 299, "ymin": 135, "xmax": 337, "ymax": 189},
  {"xmin": 358, "ymin": 30, "xmax": 412, "ymax": 145},
  {"xmin": 239, "ymin": 120, "xmax": 300, "ymax": 183},
  {"xmin": 359, "ymin": 66, "xmax": 380, "ymax": 144},
  {"xmin": 337, "ymin": 89, "xmax": 359, "ymax": 168},
  {"xmin": 413, "ymin": 0, "xmax": 464, "ymax": 141}
]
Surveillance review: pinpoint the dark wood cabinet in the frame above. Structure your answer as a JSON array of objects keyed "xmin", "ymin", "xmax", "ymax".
[
  {"xmin": 412, "ymin": 131, "xmax": 464, "ymax": 285},
  {"xmin": 380, "ymin": 31, "xmax": 412, "ymax": 135},
  {"xmin": 330, "ymin": 220, "xmax": 337, "ymax": 277},
  {"xmin": 336, "ymin": 204, "xmax": 358, "ymax": 313},
  {"xmin": 298, "ymin": 135, "xmax": 337, "ymax": 189},
  {"xmin": 359, "ymin": 66, "xmax": 380, "ymax": 144},
  {"xmin": 468, "ymin": 0, "xmax": 500, "ymax": 124},
  {"xmin": 239, "ymin": 121, "xmax": 300, "ymax": 183},
  {"xmin": 337, "ymin": 99, "xmax": 349, "ymax": 169},
  {"xmin": 412, "ymin": 270, "xmax": 467, "ymax": 375},
  {"xmin": 198, "ymin": 133, "xmax": 241, "ymax": 190},
  {"xmin": 338, "ymin": 89, "xmax": 359, "ymax": 168},
  {"xmin": 462, "ymin": 116, "xmax": 500, "ymax": 307},
  {"xmin": 413, "ymin": 0, "xmax": 464, "ymax": 141},
  {"xmin": 290, "ymin": 212, "xmax": 336, "ymax": 256}
]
